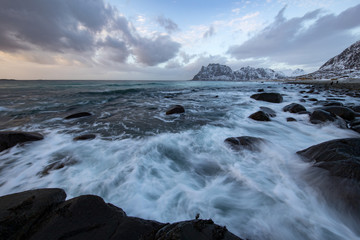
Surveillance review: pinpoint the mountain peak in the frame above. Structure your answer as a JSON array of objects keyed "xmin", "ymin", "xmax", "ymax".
[
  {"xmin": 320, "ymin": 40, "xmax": 360, "ymax": 71},
  {"xmin": 192, "ymin": 64, "xmax": 285, "ymax": 81}
]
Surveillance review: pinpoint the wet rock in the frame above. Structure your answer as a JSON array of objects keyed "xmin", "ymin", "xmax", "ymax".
[
  {"xmin": 308, "ymin": 98, "xmax": 318, "ymax": 102},
  {"xmin": 154, "ymin": 219, "xmax": 241, "ymax": 240},
  {"xmin": 250, "ymin": 93, "xmax": 283, "ymax": 103},
  {"xmin": 0, "ymin": 131, "xmax": 44, "ymax": 152},
  {"xmin": 323, "ymin": 101, "xmax": 344, "ymax": 107},
  {"xmin": 73, "ymin": 134, "xmax": 96, "ymax": 141},
  {"xmin": 299, "ymin": 99, "xmax": 306, "ymax": 103},
  {"xmin": 350, "ymin": 106, "xmax": 360, "ymax": 113},
  {"xmin": 287, "ymin": 117, "xmax": 297, "ymax": 122},
  {"xmin": 257, "ymin": 89, "xmax": 264, "ymax": 92},
  {"xmin": 225, "ymin": 136, "xmax": 266, "ymax": 151},
  {"xmin": 320, "ymin": 106, "xmax": 358, "ymax": 121},
  {"xmin": 0, "ymin": 188, "xmax": 66, "ymax": 240},
  {"xmin": 310, "ymin": 110, "xmax": 337, "ymax": 124},
  {"xmin": 0, "ymin": 189, "xmax": 243, "ymax": 240},
  {"xmin": 283, "ymin": 103, "xmax": 306, "ymax": 113},
  {"xmin": 166, "ymin": 105, "xmax": 185, "ymax": 115},
  {"xmin": 249, "ymin": 111, "xmax": 270, "ymax": 121},
  {"xmin": 260, "ymin": 107, "xmax": 276, "ymax": 117},
  {"xmin": 38, "ymin": 157, "xmax": 78, "ymax": 177},
  {"xmin": 297, "ymin": 138, "xmax": 360, "ymax": 181},
  {"xmin": 65, "ymin": 112, "xmax": 92, "ymax": 119}
]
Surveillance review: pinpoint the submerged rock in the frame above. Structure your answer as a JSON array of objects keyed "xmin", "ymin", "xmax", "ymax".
[
  {"xmin": 73, "ymin": 134, "xmax": 96, "ymax": 141},
  {"xmin": 249, "ymin": 111, "xmax": 270, "ymax": 121},
  {"xmin": 0, "ymin": 189, "xmax": 243, "ymax": 240},
  {"xmin": 64, "ymin": 112, "xmax": 92, "ymax": 119},
  {"xmin": 0, "ymin": 131, "xmax": 44, "ymax": 152},
  {"xmin": 260, "ymin": 107, "xmax": 276, "ymax": 117},
  {"xmin": 250, "ymin": 93, "xmax": 283, "ymax": 103},
  {"xmin": 283, "ymin": 103, "xmax": 306, "ymax": 113},
  {"xmin": 225, "ymin": 136, "xmax": 266, "ymax": 152},
  {"xmin": 166, "ymin": 105, "xmax": 185, "ymax": 115},
  {"xmin": 287, "ymin": 117, "xmax": 297, "ymax": 122},
  {"xmin": 320, "ymin": 106, "xmax": 358, "ymax": 121},
  {"xmin": 297, "ymin": 138, "xmax": 360, "ymax": 181}
]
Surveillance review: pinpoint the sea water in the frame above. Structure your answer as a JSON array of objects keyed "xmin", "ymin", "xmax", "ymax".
[{"xmin": 0, "ymin": 80, "xmax": 359, "ymax": 240}]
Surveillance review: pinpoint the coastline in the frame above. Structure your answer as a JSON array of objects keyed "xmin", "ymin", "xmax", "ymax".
[{"xmin": 284, "ymin": 78, "xmax": 360, "ymax": 91}]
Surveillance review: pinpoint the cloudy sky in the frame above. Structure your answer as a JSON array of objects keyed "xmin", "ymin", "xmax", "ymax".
[{"xmin": 0, "ymin": 0, "xmax": 359, "ymax": 80}]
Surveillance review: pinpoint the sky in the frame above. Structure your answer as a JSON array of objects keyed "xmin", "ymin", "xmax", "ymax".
[{"xmin": 0, "ymin": 0, "xmax": 359, "ymax": 80}]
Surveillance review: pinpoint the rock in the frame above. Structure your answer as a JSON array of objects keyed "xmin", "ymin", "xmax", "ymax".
[
  {"xmin": 0, "ymin": 131, "xmax": 44, "ymax": 152},
  {"xmin": 300, "ymin": 99, "xmax": 306, "ymax": 103},
  {"xmin": 287, "ymin": 117, "xmax": 297, "ymax": 122},
  {"xmin": 0, "ymin": 188, "xmax": 66, "ymax": 240},
  {"xmin": 310, "ymin": 110, "xmax": 337, "ymax": 124},
  {"xmin": 250, "ymin": 93, "xmax": 283, "ymax": 103},
  {"xmin": 308, "ymin": 98, "xmax": 318, "ymax": 102},
  {"xmin": 257, "ymin": 89, "xmax": 264, "ymax": 92},
  {"xmin": 73, "ymin": 134, "xmax": 96, "ymax": 141},
  {"xmin": 297, "ymin": 138, "xmax": 360, "ymax": 181},
  {"xmin": 283, "ymin": 103, "xmax": 306, "ymax": 113},
  {"xmin": 323, "ymin": 101, "xmax": 344, "ymax": 107},
  {"xmin": 38, "ymin": 157, "xmax": 78, "ymax": 177},
  {"xmin": 64, "ymin": 112, "xmax": 92, "ymax": 119},
  {"xmin": 259, "ymin": 107, "xmax": 276, "ymax": 117},
  {"xmin": 350, "ymin": 106, "xmax": 360, "ymax": 113},
  {"xmin": 0, "ymin": 189, "xmax": 243, "ymax": 240},
  {"xmin": 320, "ymin": 106, "xmax": 358, "ymax": 121},
  {"xmin": 249, "ymin": 111, "xmax": 271, "ymax": 121},
  {"xmin": 29, "ymin": 195, "xmax": 162, "ymax": 240},
  {"xmin": 166, "ymin": 105, "xmax": 185, "ymax": 115},
  {"xmin": 154, "ymin": 219, "xmax": 240, "ymax": 240},
  {"xmin": 351, "ymin": 126, "xmax": 360, "ymax": 134},
  {"xmin": 225, "ymin": 136, "xmax": 266, "ymax": 151}
]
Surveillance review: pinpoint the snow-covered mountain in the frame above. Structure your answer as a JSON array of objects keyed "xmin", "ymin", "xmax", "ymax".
[
  {"xmin": 192, "ymin": 63, "xmax": 285, "ymax": 81},
  {"xmin": 192, "ymin": 64, "xmax": 235, "ymax": 81},
  {"xmin": 290, "ymin": 68, "xmax": 306, "ymax": 77},
  {"xmin": 296, "ymin": 40, "xmax": 360, "ymax": 80},
  {"xmin": 320, "ymin": 40, "xmax": 360, "ymax": 71}
]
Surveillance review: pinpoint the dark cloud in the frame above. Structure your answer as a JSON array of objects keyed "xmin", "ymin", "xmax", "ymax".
[
  {"xmin": 0, "ymin": 0, "xmax": 181, "ymax": 66},
  {"xmin": 227, "ymin": 4, "xmax": 360, "ymax": 67},
  {"xmin": 156, "ymin": 16, "xmax": 179, "ymax": 33},
  {"xmin": 133, "ymin": 35, "xmax": 181, "ymax": 66},
  {"xmin": 203, "ymin": 25, "xmax": 215, "ymax": 38}
]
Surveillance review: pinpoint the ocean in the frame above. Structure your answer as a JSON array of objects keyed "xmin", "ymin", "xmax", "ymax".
[{"xmin": 0, "ymin": 80, "xmax": 359, "ymax": 239}]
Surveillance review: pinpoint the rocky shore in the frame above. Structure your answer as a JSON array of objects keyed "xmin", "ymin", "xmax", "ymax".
[{"xmin": 0, "ymin": 188, "xmax": 242, "ymax": 240}]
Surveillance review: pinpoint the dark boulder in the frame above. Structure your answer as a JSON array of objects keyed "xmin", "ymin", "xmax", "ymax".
[
  {"xmin": 260, "ymin": 107, "xmax": 276, "ymax": 117},
  {"xmin": 65, "ymin": 112, "xmax": 92, "ymax": 120},
  {"xmin": 310, "ymin": 110, "xmax": 337, "ymax": 124},
  {"xmin": 297, "ymin": 138, "xmax": 360, "ymax": 181},
  {"xmin": 283, "ymin": 103, "xmax": 306, "ymax": 113},
  {"xmin": 166, "ymin": 105, "xmax": 185, "ymax": 115},
  {"xmin": 154, "ymin": 219, "xmax": 240, "ymax": 240},
  {"xmin": 249, "ymin": 111, "xmax": 270, "ymax": 121},
  {"xmin": 350, "ymin": 106, "xmax": 360, "ymax": 113},
  {"xmin": 225, "ymin": 136, "xmax": 266, "ymax": 151},
  {"xmin": 29, "ymin": 195, "xmax": 162, "ymax": 240},
  {"xmin": 287, "ymin": 117, "xmax": 297, "ymax": 122},
  {"xmin": 0, "ymin": 189, "xmax": 244, "ymax": 240},
  {"xmin": 320, "ymin": 106, "xmax": 358, "ymax": 121},
  {"xmin": 250, "ymin": 93, "xmax": 283, "ymax": 103},
  {"xmin": 0, "ymin": 188, "xmax": 66, "ymax": 240},
  {"xmin": 308, "ymin": 98, "xmax": 318, "ymax": 102},
  {"xmin": 73, "ymin": 134, "xmax": 96, "ymax": 141},
  {"xmin": 0, "ymin": 131, "xmax": 44, "ymax": 152}
]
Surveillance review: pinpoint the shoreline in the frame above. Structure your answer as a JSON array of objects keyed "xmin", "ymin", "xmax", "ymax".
[{"xmin": 284, "ymin": 78, "xmax": 360, "ymax": 91}]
